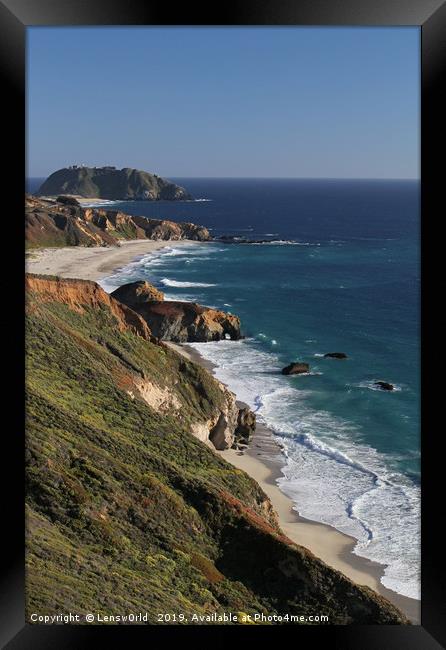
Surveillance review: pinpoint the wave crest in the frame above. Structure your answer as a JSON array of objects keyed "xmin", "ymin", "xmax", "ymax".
[{"xmin": 160, "ymin": 278, "xmax": 217, "ymax": 288}]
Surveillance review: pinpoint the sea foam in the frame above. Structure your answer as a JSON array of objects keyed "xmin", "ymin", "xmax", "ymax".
[
  {"xmin": 187, "ymin": 338, "xmax": 420, "ymax": 600},
  {"xmin": 161, "ymin": 278, "xmax": 217, "ymax": 288},
  {"xmin": 99, "ymin": 233, "xmax": 420, "ymax": 601}
]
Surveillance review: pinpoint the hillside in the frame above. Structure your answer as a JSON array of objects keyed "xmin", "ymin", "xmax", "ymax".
[
  {"xmin": 25, "ymin": 195, "xmax": 211, "ymax": 249},
  {"xmin": 25, "ymin": 273, "xmax": 408, "ymax": 625},
  {"xmin": 37, "ymin": 166, "xmax": 193, "ymax": 201}
]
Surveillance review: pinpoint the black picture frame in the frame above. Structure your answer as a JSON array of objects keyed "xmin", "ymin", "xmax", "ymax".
[{"xmin": 1, "ymin": 0, "xmax": 445, "ymax": 647}]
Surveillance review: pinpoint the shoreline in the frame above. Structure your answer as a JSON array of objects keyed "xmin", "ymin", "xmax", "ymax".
[
  {"xmin": 25, "ymin": 239, "xmax": 205, "ymax": 282},
  {"xmin": 37, "ymin": 195, "xmax": 123, "ymax": 207},
  {"xmin": 167, "ymin": 341, "xmax": 420, "ymax": 624},
  {"xmin": 25, "ymin": 243, "xmax": 420, "ymax": 623}
]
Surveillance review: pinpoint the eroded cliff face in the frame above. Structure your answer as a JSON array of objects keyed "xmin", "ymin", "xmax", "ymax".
[
  {"xmin": 189, "ymin": 379, "xmax": 241, "ymax": 450},
  {"xmin": 25, "ymin": 274, "xmax": 153, "ymax": 341},
  {"xmin": 25, "ymin": 273, "xmax": 408, "ymax": 624},
  {"xmin": 111, "ymin": 281, "xmax": 241, "ymax": 343},
  {"xmin": 129, "ymin": 301, "xmax": 242, "ymax": 342},
  {"xmin": 26, "ymin": 274, "xmax": 245, "ymax": 451},
  {"xmin": 25, "ymin": 195, "xmax": 212, "ymax": 248}
]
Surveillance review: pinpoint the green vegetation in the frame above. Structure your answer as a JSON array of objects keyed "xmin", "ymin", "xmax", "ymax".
[
  {"xmin": 36, "ymin": 166, "xmax": 192, "ymax": 200},
  {"xmin": 25, "ymin": 278, "xmax": 407, "ymax": 625},
  {"xmin": 25, "ymin": 195, "xmax": 211, "ymax": 248}
]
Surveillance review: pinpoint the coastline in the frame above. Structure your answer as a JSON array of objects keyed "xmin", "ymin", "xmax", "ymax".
[
  {"xmin": 25, "ymin": 243, "xmax": 420, "ymax": 623},
  {"xmin": 167, "ymin": 341, "xmax": 420, "ymax": 624},
  {"xmin": 25, "ymin": 239, "xmax": 204, "ymax": 282}
]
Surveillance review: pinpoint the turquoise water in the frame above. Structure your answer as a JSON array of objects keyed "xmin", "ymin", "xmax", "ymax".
[{"xmin": 38, "ymin": 177, "xmax": 419, "ymax": 599}]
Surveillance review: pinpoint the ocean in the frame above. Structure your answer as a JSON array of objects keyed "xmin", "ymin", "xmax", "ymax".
[{"xmin": 28, "ymin": 177, "xmax": 420, "ymax": 599}]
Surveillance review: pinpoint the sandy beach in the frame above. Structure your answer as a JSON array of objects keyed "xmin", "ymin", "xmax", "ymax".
[
  {"xmin": 26, "ymin": 244, "xmax": 420, "ymax": 622},
  {"xmin": 167, "ymin": 341, "xmax": 420, "ymax": 623},
  {"xmin": 26, "ymin": 239, "xmax": 202, "ymax": 282}
]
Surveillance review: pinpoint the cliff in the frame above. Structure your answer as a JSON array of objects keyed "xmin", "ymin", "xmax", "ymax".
[
  {"xmin": 25, "ymin": 195, "xmax": 211, "ymax": 249},
  {"xmin": 111, "ymin": 281, "xmax": 241, "ymax": 342},
  {"xmin": 37, "ymin": 165, "xmax": 193, "ymax": 201},
  {"xmin": 25, "ymin": 273, "xmax": 408, "ymax": 624}
]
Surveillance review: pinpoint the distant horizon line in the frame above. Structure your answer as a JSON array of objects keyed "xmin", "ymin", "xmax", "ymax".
[{"xmin": 28, "ymin": 174, "xmax": 420, "ymax": 181}]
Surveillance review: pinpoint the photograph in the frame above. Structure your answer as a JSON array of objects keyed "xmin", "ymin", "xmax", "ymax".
[
  {"xmin": 23, "ymin": 24, "xmax": 422, "ymax": 628},
  {"xmin": 0, "ymin": 1, "xmax": 443, "ymax": 644}
]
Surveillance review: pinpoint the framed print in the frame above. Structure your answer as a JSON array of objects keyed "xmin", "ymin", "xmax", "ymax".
[{"xmin": 1, "ymin": 0, "xmax": 445, "ymax": 647}]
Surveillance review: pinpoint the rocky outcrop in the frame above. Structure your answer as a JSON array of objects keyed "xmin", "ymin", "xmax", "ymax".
[
  {"xmin": 111, "ymin": 280, "xmax": 165, "ymax": 306},
  {"xmin": 130, "ymin": 215, "xmax": 211, "ymax": 241},
  {"xmin": 375, "ymin": 381, "xmax": 394, "ymax": 391},
  {"xmin": 111, "ymin": 282, "xmax": 241, "ymax": 343},
  {"xmin": 190, "ymin": 385, "xmax": 255, "ymax": 451},
  {"xmin": 324, "ymin": 352, "xmax": 348, "ymax": 359},
  {"xmin": 25, "ymin": 195, "xmax": 212, "ymax": 248},
  {"xmin": 282, "ymin": 362, "xmax": 310, "ymax": 375},
  {"xmin": 209, "ymin": 409, "xmax": 239, "ymax": 450},
  {"xmin": 233, "ymin": 406, "xmax": 256, "ymax": 447},
  {"xmin": 37, "ymin": 166, "xmax": 193, "ymax": 201},
  {"xmin": 56, "ymin": 195, "xmax": 81, "ymax": 206},
  {"xmin": 132, "ymin": 301, "xmax": 241, "ymax": 343},
  {"xmin": 123, "ymin": 301, "xmax": 241, "ymax": 342},
  {"xmin": 25, "ymin": 195, "xmax": 118, "ymax": 248},
  {"xmin": 186, "ymin": 376, "xmax": 239, "ymax": 450}
]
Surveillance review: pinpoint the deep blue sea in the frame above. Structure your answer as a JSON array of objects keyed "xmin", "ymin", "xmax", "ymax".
[{"xmin": 28, "ymin": 177, "xmax": 420, "ymax": 599}]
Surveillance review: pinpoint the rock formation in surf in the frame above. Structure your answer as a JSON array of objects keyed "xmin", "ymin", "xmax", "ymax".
[
  {"xmin": 111, "ymin": 280, "xmax": 241, "ymax": 343},
  {"xmin": 282, "ymin": 362, "xmax": 310, "ymax": 375},
  {"xmin": 375, "ymin": 381, "xmax": 394, "ymax": 391}
]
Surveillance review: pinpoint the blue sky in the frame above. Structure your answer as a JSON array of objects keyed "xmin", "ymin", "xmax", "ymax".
[{"xmin": 27, "ymin": 27, "xmax": 419, "ymax": 179}]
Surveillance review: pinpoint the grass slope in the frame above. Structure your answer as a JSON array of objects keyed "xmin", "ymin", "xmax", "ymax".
[{"xmin": 25, "ymin": 277, "xmax": 407, "ymax": 625}]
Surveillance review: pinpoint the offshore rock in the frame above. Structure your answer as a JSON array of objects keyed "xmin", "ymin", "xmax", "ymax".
[
  {"xmin": 282, "ymin": 362, "xmax": 310, "ymax": 375},
  {"xmin": 375, "ymin": 381, "xmax": 394, "ymax": 391}
]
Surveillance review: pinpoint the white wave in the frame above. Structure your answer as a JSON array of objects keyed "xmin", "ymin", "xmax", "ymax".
[
  {"xmin": 162, "ymin": 246, "xmax": 206, "ymax": 257},
  {"xmin": 161, "ymin": 278, "xmax": 217, "ymax": 288},
  {"xmin": 163, "ymin": 292, "xmax": 199, "ymax": 302},
  {"xmin": 81, "ymin": 199, "xmax": 123, "ymax": 207},
  {"xmin": 249, "ymin": 240, "xmax": 320, "ymax": 246},
  {"xmin": 187, "ymin": 338, "xmax": 420, "ymax": 600},
  {"xmin": 98, "ymin": 236, "xmax": 420, "ymax": 599},
  {"xmin": 98, "ymin": 243, "xmax": 212, "ymax": 293}
]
